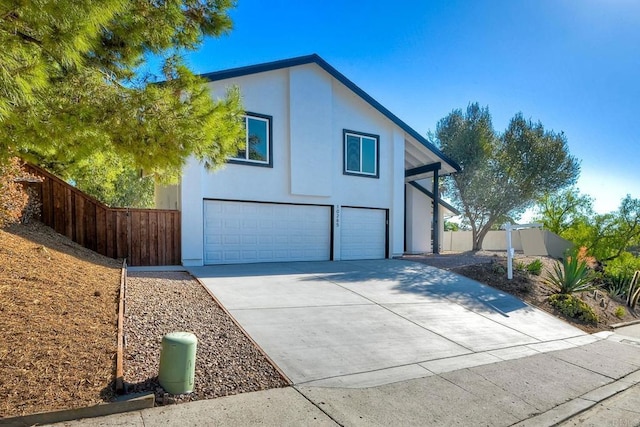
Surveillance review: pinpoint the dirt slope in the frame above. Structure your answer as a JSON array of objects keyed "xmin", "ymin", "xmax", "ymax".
[{"xmin": 0, "ymin": 222, "xmax": 121, "ymax": 418}]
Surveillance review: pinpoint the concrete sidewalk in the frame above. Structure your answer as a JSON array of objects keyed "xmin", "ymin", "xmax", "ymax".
[{"xmin": 52, "ymin": 333, "xmax": 640, "ymax": 427}]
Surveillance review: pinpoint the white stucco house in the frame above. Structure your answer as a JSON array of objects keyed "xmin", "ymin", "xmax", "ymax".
[{"xmin": 156, "ymin": 54, "xmax": 460, "ymax": 266}]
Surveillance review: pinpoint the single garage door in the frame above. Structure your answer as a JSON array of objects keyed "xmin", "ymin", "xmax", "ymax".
[
  {"xmin": 203, "ymin": 200, "xmax": 331, "ymax": 265},
  {"xmin": 340, "ymin": 207, "xmax": 387, "ymax": 260}
]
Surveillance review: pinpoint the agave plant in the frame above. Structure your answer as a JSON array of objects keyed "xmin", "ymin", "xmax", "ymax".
[
  {"xmin": 605, "ymin": 272, "xmax": 631, "ymax": 299},
  {"xmin": 545, "ymin": 251, "xmax": 595, "ymax": 295},
  {"xmin": 628, "ymin": 271, "xmax": 640, "ymax": 309}
]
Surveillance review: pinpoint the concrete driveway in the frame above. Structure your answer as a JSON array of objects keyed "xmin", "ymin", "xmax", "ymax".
[{"xmin": 189, "ymin": 259, "xmax": 586, "ymax": 388}]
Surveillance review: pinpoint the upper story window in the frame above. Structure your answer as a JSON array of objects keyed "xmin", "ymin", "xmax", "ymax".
[
  {"xmin": 229, "ymin": 113, "xmax": 273, "ymax": 167},
  {"xmin": 343, "ymin": 129, "xmax": 379, "ymax": 178}
]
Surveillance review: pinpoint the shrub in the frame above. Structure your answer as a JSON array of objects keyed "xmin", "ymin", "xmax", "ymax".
[
  {"xmin": 604, "ymin": 252, "xmax": 640, "ymax": 279},
  {"xmin": 548, "ymin": 294, "xmax": 599, "ymax": 324},
  {"xmin": 577, "ymin": 246, "xmax": 598, "ymax": 269},
  {"xmin": 544, "ymin": 249, "xmax": 596, "ymax": 294},
  {"xmin": 526, "ymin": 259, "xmax": 543, "ymax": 276},
  {"xmin": 614, "ymin": 306, "xmax": 626, "ymax": 319},
  {"xmin": 491, "ymin": 261, "xmax": 506, "ymax": 275},
  {"xmin": 514, "ymin": 261, "xmax": 526, "ymax": 272}
]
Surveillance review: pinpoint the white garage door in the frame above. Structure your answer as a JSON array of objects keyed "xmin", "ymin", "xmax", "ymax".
[
  {"xmin": 340, "ymin": 207, "xmax": 387, "ymax": 260},
  {"xmin": 203, "ymin": 200, "xmax": 331, "ymax": 265}
]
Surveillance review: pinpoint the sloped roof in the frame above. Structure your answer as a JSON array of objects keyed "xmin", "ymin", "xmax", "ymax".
[{"xmin": 200, "ymin": 54, "xmax": 461, "ymax": 172}]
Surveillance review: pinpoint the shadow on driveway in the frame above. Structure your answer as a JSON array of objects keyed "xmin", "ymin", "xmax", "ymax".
[
  {"xmin": 288, "ymin": 259, "xmax": 530, "ymax": 316},
  {"xmin": 189, "ymin": 259, "xmax": 531, "ymax": 316}
]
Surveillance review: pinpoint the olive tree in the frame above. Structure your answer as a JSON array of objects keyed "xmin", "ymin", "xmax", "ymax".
[{"xmin": 436, "ymin": 103, "xmax": 580, "ymax": 250}]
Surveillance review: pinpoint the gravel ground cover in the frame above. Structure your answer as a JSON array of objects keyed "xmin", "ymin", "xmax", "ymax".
[
  {"xmin": 402, "ymin": 251, "xmax": 497, "ymax": 270},
  {"xmin": 124, "ymin": 271, "xmax": 287, "ymax": 405}
]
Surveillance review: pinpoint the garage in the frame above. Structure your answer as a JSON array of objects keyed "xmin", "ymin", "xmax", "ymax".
[
  {"xmin": 203, "ymin": 200, "xmax": 332, "ymax": 265},
  {"xmin": 340, "ymin": 207, "xmax": 387, "ymax": 260}
]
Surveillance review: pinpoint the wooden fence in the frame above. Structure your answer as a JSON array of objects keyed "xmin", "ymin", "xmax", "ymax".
[{"xmin": 24, "ymin": 164, "xmax": 181, "ymax": 266}]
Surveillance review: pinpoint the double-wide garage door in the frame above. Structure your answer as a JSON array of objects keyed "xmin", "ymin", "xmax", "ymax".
[
  {"xmin": 204, "ymin": 200, "xmax": 331, "ymax": 265},
  {"xmin": 203, "ymin": 200, "xmax": 386, "ymax": 265}
]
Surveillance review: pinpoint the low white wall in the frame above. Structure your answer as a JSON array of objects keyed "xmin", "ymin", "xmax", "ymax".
[
  {"xmin": 443, "ymin": 229, "xmax": 570, "ymax": 258},
  {"xmin": 442, "ymin": 230, "xmax": 522, "ymax": 252},
  {"xmin": 481, "ymin": 230, "xmax": 523, "ymax": 251},
  {"xmin": 442, "ymin": 231, "xmax": 472, "ymax": 252}
]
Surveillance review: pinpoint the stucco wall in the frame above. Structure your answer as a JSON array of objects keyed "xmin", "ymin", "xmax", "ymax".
[
  {"xmin": 405, "ymin": 185, "xmax": 432, "ymax": 253},
  {"xmin": 544, "ymin": 231, "xmax": 573, "ymax": 258},
  {"xmin": 178, "ymin": 63, "xmax": 407, "ymax": 265},
  {"xmin": 442, "ymin": 230, "xmax": 523, "ymax": 252},
  {"xmin": 442, "ymin": 229, "xmax": 571, "ymax": 258},
  {"xmin": 154, "ymin": 184, "xmax": 180, "ymax": 210}
]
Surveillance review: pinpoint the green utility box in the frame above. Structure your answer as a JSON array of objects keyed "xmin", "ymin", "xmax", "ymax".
[{"xmin": 158, "ymin": 331, "xmax": 197, "ymax": 395}]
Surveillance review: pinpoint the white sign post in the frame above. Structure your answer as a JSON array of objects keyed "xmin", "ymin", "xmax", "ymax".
[
  {"xmin": 505, "ymin": 222, "xmax": 514, "ymax": 280},
  {"xmin": 501, "ymin": 222, "xmax": 543, "ymax": 280}
]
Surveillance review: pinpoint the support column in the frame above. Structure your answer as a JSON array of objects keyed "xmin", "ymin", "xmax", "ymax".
[
  {"xmin": 432, "ymin": 168, "xmax": 440, "ymax": 254},
  {"xmin": 391, "ymin": 130, "xmax": 406, "ymax": 257}
]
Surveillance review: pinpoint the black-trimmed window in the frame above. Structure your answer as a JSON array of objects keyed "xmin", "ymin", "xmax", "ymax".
[
  {"xmin": 229, "ymin": 113, "xmax": 272, "ymax": 167},
  {"xmin": 343, "ymin": 129, "xmax": 379, "ymax": 178}
]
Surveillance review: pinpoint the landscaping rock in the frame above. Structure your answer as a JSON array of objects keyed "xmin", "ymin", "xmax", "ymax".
[{"xmin": 123, "ymin": 271, "xmax": 287, "ymax": 405}]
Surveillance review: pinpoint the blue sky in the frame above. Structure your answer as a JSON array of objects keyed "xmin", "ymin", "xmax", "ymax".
[{"xmin": 177, "ymin": 0, "xmax": 639, "ymax": 216}]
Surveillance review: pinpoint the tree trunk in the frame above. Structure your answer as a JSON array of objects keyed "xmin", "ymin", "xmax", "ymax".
[{"xmin": 473, "ymin": 226, "xmax": 492, "ymax": 251}]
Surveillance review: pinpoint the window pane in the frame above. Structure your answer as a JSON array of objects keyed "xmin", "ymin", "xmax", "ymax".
[
  {"xmin": 236, "ymin": 144, "xmax": 247, "ymax": 159},
  {"xmin": 361, "ymin": 137, "xmax": 376, "ymax": 174},
  {"xmin": 346, "ymin": 135, "xmax": 361, "ymax": 172},
  {"xmin": 233, "ymin": 118, "xmax": 248, "ymax": 159},
  {"xmin": 247, "ymin": 118, "xmax": 268, "ymax": 162}
]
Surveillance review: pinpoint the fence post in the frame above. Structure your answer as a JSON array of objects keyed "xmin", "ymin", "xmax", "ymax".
[{"xmin": 126, "ymin": 208, "xmax": 132, "ymax": 265}]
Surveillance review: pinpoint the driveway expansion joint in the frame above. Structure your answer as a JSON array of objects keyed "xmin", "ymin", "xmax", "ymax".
[{"xmin": 293, "ymin": 386, "xmax": 345, "ymax": 427}]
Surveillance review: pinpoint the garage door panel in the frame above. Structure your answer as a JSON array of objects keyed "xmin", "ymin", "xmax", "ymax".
[
  {"xmin": 204, "ymin": 200, "xmax": 331, "ymax": 265},
  {"xmin": 340, "ymin": 207, "xmax": 386, "ymax": 261}
]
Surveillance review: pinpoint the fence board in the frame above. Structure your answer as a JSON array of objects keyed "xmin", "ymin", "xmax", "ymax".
[
  {"xmin": 75, "ymin": 195, "xmax": 85, "ymax": 247},
  {"xmin": 148, "ymin": 211, "xmax": 158, "ymax": 266},
  {"xmin": 116, "ymin": 211, "xmax": 129, "ymax": 260},
  {"xmin": 96, "ymin": 207, "xmax": 107, "ymax": 256},
  {"xmin": 157, "ymin": 213, "xmax": 167, "ymax": 265},
  {"xmin": 24, "ymin": 164, "xmax": 181, "ymax": 266}
]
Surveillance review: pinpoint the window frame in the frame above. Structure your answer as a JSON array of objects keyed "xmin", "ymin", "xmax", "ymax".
[
  {"xmin": 228, "ymin": 112, "xmax": 273, "ymax": 168},
  {"xmin": 342, "ymin": 129, "xmax": 380, "ymax": 178}
]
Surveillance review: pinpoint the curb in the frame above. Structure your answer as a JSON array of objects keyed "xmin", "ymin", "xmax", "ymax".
[{"xmin": 610, "ymin": 318, "xmax": 640, "ymax": 329}]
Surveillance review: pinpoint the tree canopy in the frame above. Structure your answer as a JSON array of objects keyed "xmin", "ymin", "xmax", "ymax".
[
  {"xmin": 1, "ymin": 0, "xmax": 245, "ymax": 205},
  {"xmin": 436, "ymin": 103, "xmax": 580, "ymax": 250},
  {"xmin": 536, "ymin": 190, "xmax": 640, "ymax": 263},
  {"xmin": 536, "ymin": 187, "xmax": 594, "ymax": 236}
]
